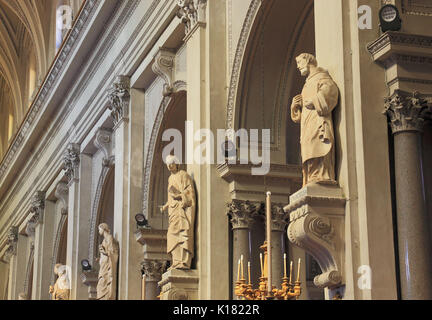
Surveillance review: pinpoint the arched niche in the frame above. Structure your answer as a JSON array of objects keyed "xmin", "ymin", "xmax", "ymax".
[
  {"xmin": 88, "ymin": 165, "xmax": 115, "ymax": 265},
  {"xmin": 227, "ymin": 0, "xmax": 315, "ymax": 165},
  {"xmin": 143, "ymin": 90, "xmax": 187, "ymax": 230}
]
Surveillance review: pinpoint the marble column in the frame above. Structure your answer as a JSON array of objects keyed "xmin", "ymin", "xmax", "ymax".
[
  {"xmin": 384, "ymin": 90, "xmax": 432, "ymax": 299},
  {"xmin": 227, "ymin": 200, "xmax": 256, "ymax": 298},
  {"xmin": 269, "ymin": 204, "xmax": 289, "ymax": 289},
  {"xmin": 141, "ymin": 259, "xmax": 166, "ymax": 300}
]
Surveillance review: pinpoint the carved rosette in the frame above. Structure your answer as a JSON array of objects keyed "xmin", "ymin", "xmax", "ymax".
[
  {"xmin": 5, "ymin": 226, "xmax": 18, "ymax": 258},
  {"xmin": 55, "ymin": 182, "xmax": 69, "ymax": 215},
  {"xmin": 384, "ymin": 90, "xmax": 428, "ymax": 134},
  {"xmin": 285, "ymin": 188, "xmax": 346, "ymax": 290},
  {"xmin": 177, "ymin": 0, "xmax": 207, "ymax": 35},
  {"xmin": 29, "ymin": 191, "xmax": 46, "ymax": 224},
  {"xmin": 94, "ymin": 128, "xmax": 114, "ymax": 167},
  {"xmin": 152, "ymin": 48, "xmax": 176, "ymax": 97},
  {"xmin": 141, "ymin": 259, "xmax": 167, "ymax": 282},
  {"xmin": 108, "ymin": 75, "xmax": 130, "ymax": 127},
  {"xmin": 63, "ymin": 143, "xmax": 80, "ymax": 184},
  {"xmin": 227, "ymin": 200, "xmax": 257, "ymax": 230}
]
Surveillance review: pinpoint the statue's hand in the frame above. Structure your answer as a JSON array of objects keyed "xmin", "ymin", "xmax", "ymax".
[
  {"xmin": 49, "ymin": 285, "xmax": 54, "ymax": 294},
  {"xmin": 160, "ymin": 204, "xmax": 168, "ymax": 213},
  {"xmin": 292, "ymin": 94, "xmax": 303, "ymax": 109}
]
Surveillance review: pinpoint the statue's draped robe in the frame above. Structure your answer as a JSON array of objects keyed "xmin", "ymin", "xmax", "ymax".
[
  {"xmin": 291, "ymin": 68, "xmax": 339, "ymax": 186},
  {"xmin": 167, "ymin": 170, "xmax": 196, "ymax": 269},
  {"xmin": 97, "ymin": 234, "xmax": 118, "ymax": 300},
  {"xmin": 52, "ymin": 273, "xmax": 70, "ymax": 300}
]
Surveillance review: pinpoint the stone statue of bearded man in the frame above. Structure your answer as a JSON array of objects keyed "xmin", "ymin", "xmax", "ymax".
[
  {"xmin": 161, "ymin": 155, "xmax": 196, "ymax": 270},
  {"xmin": 291, "ymin": 53, "xmax": 339, "ymax": 186}
]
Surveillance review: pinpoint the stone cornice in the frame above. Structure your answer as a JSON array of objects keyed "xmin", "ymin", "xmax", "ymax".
[{"xmin": 217, "ymin": 163, "xmax": 302, "ymax": 182}]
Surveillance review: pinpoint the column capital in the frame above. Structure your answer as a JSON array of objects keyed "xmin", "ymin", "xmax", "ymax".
[
  {"xmin": 177, "ymin": 0, "xmax": 207, "ymax": 36},
  {"xmin": 63, "ymin": 143, "xmax": 80, "ymax": 184},
  {"xmin": 108, "ymin": 75, "xmax": 130, "ymax": 128},
  {"xmin": 227, "ymin": 199, "xmax": 257, "ymax": 230},
  {"xmin": 384, "ymin": 90, "xmax": 428, "ymax": 134},
  {"xmin": 4, "ymin": 226, "xmax": 18, "ymax": 259},
  {"xmin": 141, "ymin": 259, "xmax": 167, "ymax": 282},
  {"xmin": 259, "ymin": 203, "xmax": 289, "ymax": 232},
  {"xmin": 29, "ymin": 191, "xmax": 46, "ymax": 224},
  {"xmin": 94, "ymin": 128, "xmax": 114, "ymax": 167}
]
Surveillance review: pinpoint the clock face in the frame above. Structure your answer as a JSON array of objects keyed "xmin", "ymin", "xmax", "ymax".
[{"xmin": 381, "ymin": 6, "xmax": 397, "ymax": 22}]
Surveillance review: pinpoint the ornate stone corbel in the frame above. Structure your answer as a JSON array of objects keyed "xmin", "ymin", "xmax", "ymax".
[
  {"xmin": 285, "ymin": 185, "xmax": 346, "ymax": 289},
  {"xmin": 384, "ymin": 90, "xmax": 428, "ymax": 134},
  {"xmin": 55, "ymin": 182, "xmax": 69, "ymax": 215},
  {"xmin": 29, "ymin": 191, "xmax": 46, "ymax": 224},
  {"xmin": 63, "ymin": 143, "xmax": 80, "ymax": 184},
  {"xmin": 177, "ymin": 0, "xmax": 207, "ymax": 35},
  {"xmin": 152, "ymin": 48, "xmax": 177, "ymax": 97},
  {"xmin": 94, "ymin": 128, "xmax": 114, "ymax": 167},
  {"xmin": 4, "ymin": 226, "xmax": 18, "ymax": 259},
  {"xmin": 108, "ymin": 75, "xmax": 130, "ymax": 127},
  {"xmin": 227, "ymin": 200, "xmax": 258, "ymax": 229}
]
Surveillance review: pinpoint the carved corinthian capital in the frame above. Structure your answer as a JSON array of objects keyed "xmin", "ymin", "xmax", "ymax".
[
  {"xmin": 227, "ymin": 200, "xmax": 257, "ymax": 230},
  {"xmin": 141, "ymin": 259, "xmax": 167, "ymax": 282},
  {"xmin": 285, "ymin": 185, "xmax": 346, "ymax": 289},
  {"xmin": 108, "ymin": 75, "xmax": 130, "ymax": 127},
  {"xmin": 384, "ymin": 90, "xmax": 428, "ymax": 134},
  {"xmin": 177, "ymin": 0, "xmax": 207, "ymax": 35},
  {"xmin": 152, "ymin": 48, "xmax": 176, "ymax": 97},
  {"xmin": 29, "ymin": 191, "xmax": 46, "ymax": 224},
  {"xmin": 63, "ymin": 143, "xmax": 80, "ymax": 184},
  {"xmin": 260, "ymin": 203, "xmax": 289, "ymax": 232},
  {"xmin": 5, "ymin": 226, "xmax": 18, "ymax": 259}
]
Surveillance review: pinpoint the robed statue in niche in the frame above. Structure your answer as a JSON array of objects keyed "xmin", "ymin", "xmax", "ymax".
[
  {"xmin": 161, "ymin": 155, "xmax": 196, "ymax": 270},
  {"xmin": 49, "ymin": 264, "xmax": 70, "ymax": 300},
  {"xmin": 96, "ymin": 223, "xmax": 118, "ymax": 300},
  {"xmin": 291, "ymin": 53, "xmax": 339, "ymax": 186}
]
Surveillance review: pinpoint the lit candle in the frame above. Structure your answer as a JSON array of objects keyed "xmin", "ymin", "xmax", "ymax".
[
  {"xmin": 297, "ymin": 258, "xmax": 301, "ymax": 283},
  {"xmin": 260, "ymin": 253, "xmax": 264, "ymax": 277},
  {"xmin": 241, "ymin": 255, "xmax": 244, "ymax": 280},
  {"xmin": 248, "ymin": 262, "xmax": 251, "ymax": 285},
  {"xmin": 266, "ymin": 191, "xmax": 272, "ymax": 294},
  {"xmin": 289, "ymin": 261, "xmax": 293, "ymax": 284},
  {"xmin": 237, "ymin": 259, "xmax": 240, "ymax": 281},
  {"xmin": 284, "ymin": 253, "xmax": 287, "ymax": 278}
]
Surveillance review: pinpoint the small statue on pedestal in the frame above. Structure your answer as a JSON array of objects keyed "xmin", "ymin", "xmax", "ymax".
[
  {"xmin": 291, "ymin": 53, "xmax": 339, "ymax": 186},
  {"xmin": 161, "ymin": 155, "xmax": 196, "ymax": 270},
  {"xmin": 49, "ymin": 264, "xmax": 70, "ymax": 300},
  {"xmin": 96, "ymin": 223, "xmax": 119, "ymax": 300}
]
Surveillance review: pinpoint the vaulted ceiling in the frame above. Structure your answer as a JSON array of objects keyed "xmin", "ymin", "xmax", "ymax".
[{"xmin": 0, "ymin": 0, "xmax": 58, "ymax": 160}]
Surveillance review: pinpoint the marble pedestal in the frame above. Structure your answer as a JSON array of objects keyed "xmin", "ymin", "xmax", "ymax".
[
  {"xmin": 158, "ymin": 269, "xmax": 199, "ymax": 300},
  {"xmin": 284, "ymin": 183, "xmax": 346, "ymax": 290}
]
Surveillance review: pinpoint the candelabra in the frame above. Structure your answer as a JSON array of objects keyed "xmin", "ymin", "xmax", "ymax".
[
  {"xmin": 235, "ymin": 192, "xmax": 302, "ymax": 300},
  {"xmin": 234, "ymin": 242, "xmax": 302, "ymax": 300}
]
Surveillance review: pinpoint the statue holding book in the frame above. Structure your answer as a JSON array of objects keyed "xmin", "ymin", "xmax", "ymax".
[{"xmin": 161, "ymin": 155, "xmax": 196, "ymax": 270}]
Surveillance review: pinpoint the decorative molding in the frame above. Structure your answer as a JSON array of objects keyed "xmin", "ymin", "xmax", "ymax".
[
  {"xmin": 108, "ymin": 75, "xmax": 131, "ymax": 128},
  {"xmin": 367, "ymin": 31, "xmax": 432, "ymax": 57},
  {"xmin": 141, "ymin": 259, "xmax": 167, "ymax": 282},
  {"xmin": 285, "ymin": 186, "xmax": 346, "ymax": 289},
  {"xmin": 55, "ymin": 182, "xmax": 69, "ymax": 215},
  {"xmin": 402, "ymin": 0, "xmax": 432, "ymax": 16},
  {"xmin": 227, "ymin": 200, "xmax": 257, "ymax": 230},
  {"xmin": 384, "ymin": 90, "xmax": 428, "ymax": 134},
  {"xmin": 63, "ymin": 143, "xmax": 80, "ymax": 184},
  {"xmin": 176, "ymin": 0, "xmax": 207, "ymax": 35},
  {"xmin": 152, "ymin": 48, "xmax": 177, "ymax": 96},
  {"xmin": 94, "ymin": 128, "xmax": 114, "ymax": 167}
]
